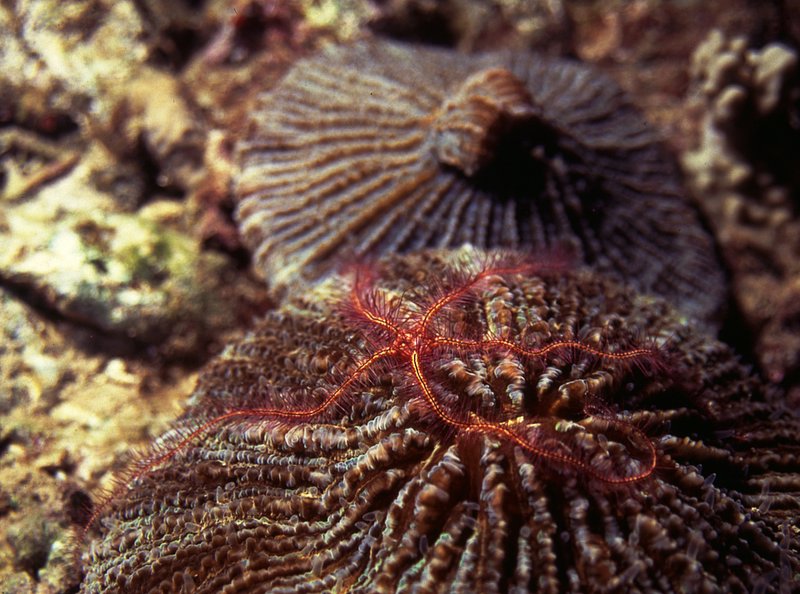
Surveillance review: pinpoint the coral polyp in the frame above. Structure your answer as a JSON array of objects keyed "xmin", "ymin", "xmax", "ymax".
[{"xmin": 81, "ymin": 249, "xmax": 798, "ymax": 594}]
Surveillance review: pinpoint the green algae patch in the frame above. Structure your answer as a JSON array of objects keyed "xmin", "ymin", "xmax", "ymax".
[{"xmin": 0, "ymin": 207, "xmax": 236, "ymax": 357}]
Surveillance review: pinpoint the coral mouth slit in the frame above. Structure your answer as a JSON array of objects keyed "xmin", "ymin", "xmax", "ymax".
[{"xmin": 85, "ymin": 258, "xmax": 660, "ymax": 536}]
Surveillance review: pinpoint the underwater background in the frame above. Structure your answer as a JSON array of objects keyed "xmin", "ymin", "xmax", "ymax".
[{"xmin": 1, "ymin": 0, "xmax": 799, "ymax": 592}]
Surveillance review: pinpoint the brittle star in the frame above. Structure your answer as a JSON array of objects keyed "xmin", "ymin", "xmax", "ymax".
[
  {"xmin": 84, "ymin": 260, "xmax": 659, "ymax": 535},
  {"xmin": 341, "ymin": 260, "xmax": 659, "ymax": 485}
]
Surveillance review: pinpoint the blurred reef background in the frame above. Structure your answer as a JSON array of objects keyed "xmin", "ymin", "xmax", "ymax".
[{"xmin": 0, "ymin": 0, "xmax": 799, "ymax": 591}]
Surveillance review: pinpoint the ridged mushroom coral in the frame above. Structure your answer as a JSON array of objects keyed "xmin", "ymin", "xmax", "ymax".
[
  {"xmin": 81, "ymin": 248, "xmax": 798, "ymax": 594},
  {"xmin": 235, "ymin": 40, "xmax": 724, "ymax": 324}
]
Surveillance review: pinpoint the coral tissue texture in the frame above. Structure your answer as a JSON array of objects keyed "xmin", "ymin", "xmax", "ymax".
[
  {"xmin": 82, "ymin": 249, "xmax": 798, "ymax": 594},
  {"xmin": 235, "ymin": 41, "xmax": 724, "ymax": 323}
]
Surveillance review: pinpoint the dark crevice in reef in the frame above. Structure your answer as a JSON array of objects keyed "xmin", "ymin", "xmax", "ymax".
[
  {"xmin": 750, "ymin": 0, "xmax": 800, "ymax": 49},
  {"xmin": 133, "ymin": 136, "xmax": 188, "ymax": 204},
  {"xmin": 0, "ymin": 433, "xmax": 13, "ymax": 463},
  {"xmin": 149, "ymin": 24, "xmax": 205, "ymax": 72},
  {"xmin": 132, "ymin": 0, "xmax": 212, "ymax": 72},
  {"xmin": 0, "ymin": 96, "xmax": 80, "ymax": 140},
  {"xmin": 199, "ymin": 195, "xmax": 255, "ymax": 268},
  {"xmin": 718, "ymin": 293, "xmax": 761, "ymax": 373},
  {"xmin": 368, "ymin": 1, "xmax": 458, "ymax": 47},
  {"xmin": 65, "ymin": 488, "xmax": 94, "ymax": 528}
]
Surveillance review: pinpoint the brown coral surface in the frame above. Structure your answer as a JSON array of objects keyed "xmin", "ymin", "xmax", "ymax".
[
  {"xmin": 235, "ymin": 40, "xmax": 724, "ymax": 324},
  {"xmin": 81, "ymin": 249, "xmax": 798, "ymax": 594}
]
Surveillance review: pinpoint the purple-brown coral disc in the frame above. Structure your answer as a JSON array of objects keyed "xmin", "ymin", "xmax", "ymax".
[
  {"xmin": 81, "ymin": 249, "xmax": 797, "ymax": 594},
  {"xmin": 235, "ymin": 41, "xmax": 725, "ymax": 323}
]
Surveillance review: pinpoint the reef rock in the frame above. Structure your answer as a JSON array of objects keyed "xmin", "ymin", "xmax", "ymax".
[{"xmin": 683, "ymin": 30, "xmax": 800, "ymax": 384}]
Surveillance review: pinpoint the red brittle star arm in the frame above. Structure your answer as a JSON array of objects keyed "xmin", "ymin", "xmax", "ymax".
[
  {"xmin": 419, "ymin": 265, "xmax": 536, "ymax": 334},
  {"xmin": 351, "ymin": 271, "xmax": 404, "ymax": 336},
  {"xmin": 429, "ymin": 336, "xmax": 656, "ymax": 362},
  {"xmin": 411, "ymin": 350, "xmax": 656, "ymax": 484},
  {"xmin": 261, "ymin": 345, "xmax": 397, "ymax": 418},
  {"xmin": 83, "ymin": 345, "xmax": 396, "ymax": 536}
]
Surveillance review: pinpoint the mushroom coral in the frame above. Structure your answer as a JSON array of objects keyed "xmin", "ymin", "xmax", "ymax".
[
  {"xmin": 235, "ymin": 40, "xmax": 724, "ymax": 324},
  {"xmin": 82, "ymin": 249, "xmax": 798, "ymax": 594}
]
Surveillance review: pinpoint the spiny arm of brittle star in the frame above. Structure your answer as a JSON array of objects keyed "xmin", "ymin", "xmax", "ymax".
[
  {"xmin": 184, "ymin": 346, "xmax": 396, "ymax": 443},
  {"xmin": 276, "ymin": 345, "xmax": 397, "ymax": 417},
  {"xmin": 411, "ymin": 351, "xmax": 656, "ymax": 484},
  {"xmin": 419, "ymin": 265, "xmax": 536, "ymax": 334},
  {"xmin": 475, "ymin": 415, "xmax": 657, "ymax": 484},
  {"xmin": 578, "ymin": 414, "xmax": 659, "ymax": 482},
  {"xmin": 411, "ymin": 350, "xmax": 479, "ymax": 431},
  {"xmin": 428, "ymin": 336, "xmax": 656, "ymax": 362},
  {"xmin": 82, "ymin": 346, "xmax": 397, "ymax": 536},
  {"xmin": 351, "ymin": 280, "xmax": 403, "ymax": 335}
]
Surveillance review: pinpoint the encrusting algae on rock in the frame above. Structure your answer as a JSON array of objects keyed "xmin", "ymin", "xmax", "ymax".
[{"xmin": 81, "ymin": 248, "xmax": 799, "ymax": 594}]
